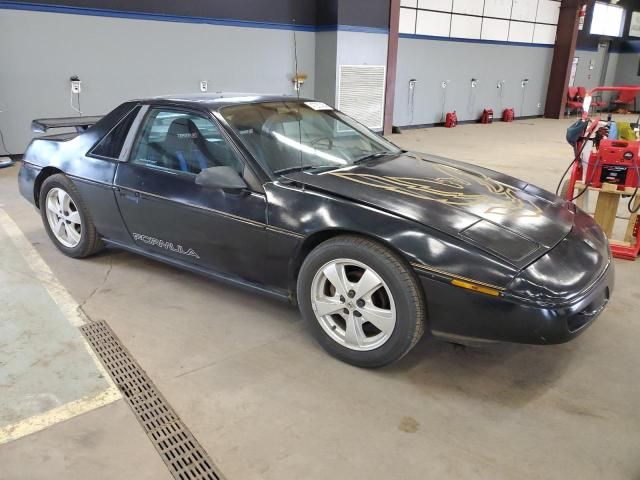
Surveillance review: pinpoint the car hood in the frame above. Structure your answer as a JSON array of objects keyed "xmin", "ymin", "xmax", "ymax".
[{"xmin": 285, "ymin": 153, "xmax": 575, "ymax": 266}]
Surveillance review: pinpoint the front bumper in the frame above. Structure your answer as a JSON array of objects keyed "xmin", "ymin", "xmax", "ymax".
[{"xmin": 421, "ymin": 261, "xmax": 614, "ymax": 345}]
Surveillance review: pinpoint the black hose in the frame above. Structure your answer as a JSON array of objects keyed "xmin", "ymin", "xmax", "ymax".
[
  {"xmin": 628, "ymin": 159, "xmax": 640, "ymax": 214},
  {"xmin": 628, "ymin": 187, "xmax": 640, "ymax": 214},
  {"xmin": 572, "ymin": 156, "xmax": 601, "ymax": 202},
  {"xmin": 555, "ymin": 127, "xmax": 594, "ymax": 199},
  {"xmin": 555, "ymin": 158, "xmax": 578, "ymax": 196}
]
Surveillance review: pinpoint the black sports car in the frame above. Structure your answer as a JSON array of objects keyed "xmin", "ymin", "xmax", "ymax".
[{"xmin": 19, "ymin": 93, "xmax": 614, "ymax": 367}]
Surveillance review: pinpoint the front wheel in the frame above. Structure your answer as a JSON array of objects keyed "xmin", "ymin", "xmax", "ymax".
[{"xmin": 297, "ymin": 235, "xmax": 426, "ymax": 368}]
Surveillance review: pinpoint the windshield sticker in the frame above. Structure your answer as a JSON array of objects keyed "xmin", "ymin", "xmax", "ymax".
[{"xmin": 305, "ymin": 102, "xmax": 333, "ymax": 111}]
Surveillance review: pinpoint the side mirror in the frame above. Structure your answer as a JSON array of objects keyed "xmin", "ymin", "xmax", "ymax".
[{"xmin": 195, "ymin": 166, "xmax": 247, "ymax": 192}]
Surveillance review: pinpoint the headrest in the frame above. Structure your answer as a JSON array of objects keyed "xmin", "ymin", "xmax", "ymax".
[{"xmin": 167, "ymin": 118, "xmax": 198, "ymax": 141}]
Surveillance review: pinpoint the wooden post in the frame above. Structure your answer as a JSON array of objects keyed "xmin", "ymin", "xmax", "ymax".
[
  {"xmin": 543, "ymin": 0, "xmax": 587, "ymax": 119},
  {"xmin": 593, "ymin": 183, "xmax": 620, "ymax": 238}
]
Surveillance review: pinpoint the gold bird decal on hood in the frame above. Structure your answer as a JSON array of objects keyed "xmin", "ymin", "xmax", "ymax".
[{"xmin": 331, "ymin": 164, "xmax": 542, "ymax": 218}]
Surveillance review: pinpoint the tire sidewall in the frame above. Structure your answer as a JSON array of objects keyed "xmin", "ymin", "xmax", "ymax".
[
  {"xmin": 40, "ymin": 175, "xmax": 93, "ymax": 258},
  {"xmin": 297, "ymin": 238, "xmax": 423, "ymax": 367}
]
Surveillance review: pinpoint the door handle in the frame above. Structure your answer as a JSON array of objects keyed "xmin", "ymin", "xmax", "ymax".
[{"xmin": 119, "ymin": 189, "xmax": 140, "ymax": 203}]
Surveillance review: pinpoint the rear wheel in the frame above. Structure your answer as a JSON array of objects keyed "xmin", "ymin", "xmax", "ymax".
[
  {"xmin": 40, "ymin": 174, "xmax": 103, "ymax": 258},
  {"xmin": 297, "ymin": 235, "xmax": 425, "ymax": 367}
]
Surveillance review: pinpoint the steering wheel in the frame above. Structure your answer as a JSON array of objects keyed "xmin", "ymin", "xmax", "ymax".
[{"xmin": 309, "ymin": 136, "xmax": 333, "ymax": 149}]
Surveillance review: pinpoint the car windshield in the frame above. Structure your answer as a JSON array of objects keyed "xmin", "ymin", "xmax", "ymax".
[{"xmin": 219, "ymin": 101, "xmax": 402, "ymax": 175}]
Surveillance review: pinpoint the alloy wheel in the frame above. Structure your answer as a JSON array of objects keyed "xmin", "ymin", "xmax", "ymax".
[
  {"xmin": 310, "ymin": 258, "xmax": 396, "ymax": 351},
  {"xmin": 45, "ymin": 187, "xmax": 82, "ymax": 248}
]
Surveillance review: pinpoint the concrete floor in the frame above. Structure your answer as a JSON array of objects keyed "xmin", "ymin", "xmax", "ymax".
[{"xmin": 1, "ymin": 117, "xmax": 639, "ymax": 479}]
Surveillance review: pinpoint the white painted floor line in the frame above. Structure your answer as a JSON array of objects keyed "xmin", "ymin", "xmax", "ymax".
[
  {"xmin": 0, "ymin": 208, "xmax": 122, "ymax": 445},
  {"xmin": 0, "ymin": 387, "xmax": 121, "ymax": 446},
  {"xmin": 0, "ymin": 209, "xmax": 86, "ymax": 327}
]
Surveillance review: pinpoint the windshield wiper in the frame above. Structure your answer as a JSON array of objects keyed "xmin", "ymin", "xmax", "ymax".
[
  {"xmin": 353, "ymin": 152, "xmax": 395, "ymax": 165},
  {"xmin": 274, "ymin": 165, "xmax": 339, "ymax": 176}
]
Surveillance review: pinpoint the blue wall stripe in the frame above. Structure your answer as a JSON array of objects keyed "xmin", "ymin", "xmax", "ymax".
[
  {"xmin": 0, "ymin": 1, "xmax": 389, "ymax": 33},
  {"xmin": 578, "ymin": 41, "xmax": 640, "ymax": 54},
  {"xmin": 319, "ymin": 24, "xmax": 388, "ymax": 34},
  {"xmin": 399, "ymin": 33, "xmax": 555, "ymax": 48},
  {"xmin": 615, "ymin": 40, "xmax": 640, "ymax": 54}
]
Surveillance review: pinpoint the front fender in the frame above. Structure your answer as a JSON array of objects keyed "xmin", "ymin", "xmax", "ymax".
[{"xmin": 265, "ymin": 181, "xmax": 518, "ymax": 293}]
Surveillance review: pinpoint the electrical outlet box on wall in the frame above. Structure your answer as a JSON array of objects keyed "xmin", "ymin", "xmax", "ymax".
[{"xmin": 70, "ymin": 75, "xmax": 81, "ymax": 94}]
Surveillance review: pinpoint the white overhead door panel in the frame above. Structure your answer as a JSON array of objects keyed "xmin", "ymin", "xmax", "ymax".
[
  {"xmin": 508, "ymin": 20, "xmax": 534, "ymax": 42},
  {"xmin": 398, "ymin": 0, "xmax": 556, "ymax": 45},
  {"xmin": 450, "ymin": 14, "xmax": 482, "ymax": 39},
  {"xmin": 481, "ymin": 18, "xmax": 510, "ymax": 41},
  {"xmin": 416, "ymin": 10, "xmax": 451, "ymax": 36},
  {"xmin": 418, "ymin": 0, "xmax": 453, "ymax": 12},
  {"xmin": 452, "ymin": 0, "xmax": 484, "ymax": 16},
  {"xmin": 533, "ymin": 23, "xmax": 556, "ymax": 44},
  {"xmin": 536, "ymin": 0, "xmax": 560, "ymax": 24},
  {"xmin": 483, "ymin": 0, "xmax": 513, "ymax": 19},
  {"xmin": 399, "ymin": 8, "xmax": 417, "ymax": 34},
  {"xmin": 511, "ymin": 0, "xmax": 538, "ymax": 22}
]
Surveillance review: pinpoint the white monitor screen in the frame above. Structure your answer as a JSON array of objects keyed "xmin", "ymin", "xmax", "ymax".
[{"xmin": 590, "ymin": 2, "xmax": 625, "ymax": 37}]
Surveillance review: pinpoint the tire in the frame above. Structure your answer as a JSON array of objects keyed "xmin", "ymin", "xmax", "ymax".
[
  {"xmin": 39, "ymin": 174, "xmax": 103, "ymax": 258},
  {"xmin": 297, "ymin": 235, "xmax": 426, "ymax": 368}
]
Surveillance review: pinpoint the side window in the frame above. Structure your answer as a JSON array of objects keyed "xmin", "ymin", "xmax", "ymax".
[
  {"xmin": 90, "ymin": 105, "xmax": 140, "ymax": 159},
  {"xmin": 129, "ymin": 109, "xmax": 243, "ymax": 175}
]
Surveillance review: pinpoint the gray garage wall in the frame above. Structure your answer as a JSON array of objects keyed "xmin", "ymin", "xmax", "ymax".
[
  {"xmin": 314, "ymin": 29, "xmax": 388, "ymax": 109},
  {"xmin": 593, "ymin": 49, "xmax": 640, "ymax": 106},
  {"xmin": 572, "ymin": 47, "xmax": 609, "ymax": 91},
  {"xmin": 613, "ymin": 52, "xmax": 640, "ymax": 86},
  {"xmin": 315, "ymin": 31, "xmax": 339, "ymax": 106},
  {"xmin": 393, "ymin": 38, "xmax": 553, "ymax": 127},
  {"xmin": 0, "ymin": 8, "xmax": 316, "ymax": 154},
  {"xmin": 336, "ymin": 30, "xmax": 388, "ymax": 67}
]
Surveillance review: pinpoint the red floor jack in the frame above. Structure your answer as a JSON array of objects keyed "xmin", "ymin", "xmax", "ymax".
[{"xmin": 560, "ymin": 86, "xmax": 640, "ymax": 260}]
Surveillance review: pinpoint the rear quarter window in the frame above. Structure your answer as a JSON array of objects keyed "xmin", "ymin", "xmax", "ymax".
[{"xmin": 89, "ymin": 105, "xmax": 141, "ymax": 159}]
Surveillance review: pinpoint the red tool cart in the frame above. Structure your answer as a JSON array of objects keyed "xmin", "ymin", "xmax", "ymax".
[{"xmin": 562, "ymin": 86, "xmax": 640, "ymax": 260}]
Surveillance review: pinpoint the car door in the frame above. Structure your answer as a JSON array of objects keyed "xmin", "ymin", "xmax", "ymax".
[{"xmin": 114, "ymin": 106, "xmax": 269, "ymax": 286}]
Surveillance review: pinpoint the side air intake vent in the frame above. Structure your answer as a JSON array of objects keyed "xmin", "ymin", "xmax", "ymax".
[{"xmin": 337, "ymin": 65, "xmax": 386, "ymax": 130}]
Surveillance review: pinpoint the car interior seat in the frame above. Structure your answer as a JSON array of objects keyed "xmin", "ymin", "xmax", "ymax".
[
  {"xmin": 260, "ymin": 112, "xmax": 305, "ymax": 172},
  {"xmin": 162, "ymin": 118, "xmax": 213, "ymax": 173}
]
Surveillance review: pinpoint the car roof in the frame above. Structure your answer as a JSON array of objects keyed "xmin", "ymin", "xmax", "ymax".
[{"xmin": 139, "ymin": 92, "xmax": 313, "ymax": 110}]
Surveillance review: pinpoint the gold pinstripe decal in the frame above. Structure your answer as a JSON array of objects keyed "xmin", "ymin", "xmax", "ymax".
[
  {"xmin": 116, "ymin": 186, "xmax": 303, "ymax": 239},
  {"xmin": 410, "ymin": 262, "xmax": 505, "ymax": 291},
  {"xmin": 266, "ymin": 226, "xmax": 304, "ymax": 238}
]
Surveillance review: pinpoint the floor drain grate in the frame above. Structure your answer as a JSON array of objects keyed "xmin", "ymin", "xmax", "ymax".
[{"xmin": 81, "ymin": 321, "xmax": 223, "ymax": 480}]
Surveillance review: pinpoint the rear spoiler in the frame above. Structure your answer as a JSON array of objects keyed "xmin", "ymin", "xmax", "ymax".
[{"xmin": 31, "ymin": 115, "xmax": 103, "ymax": 133}]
